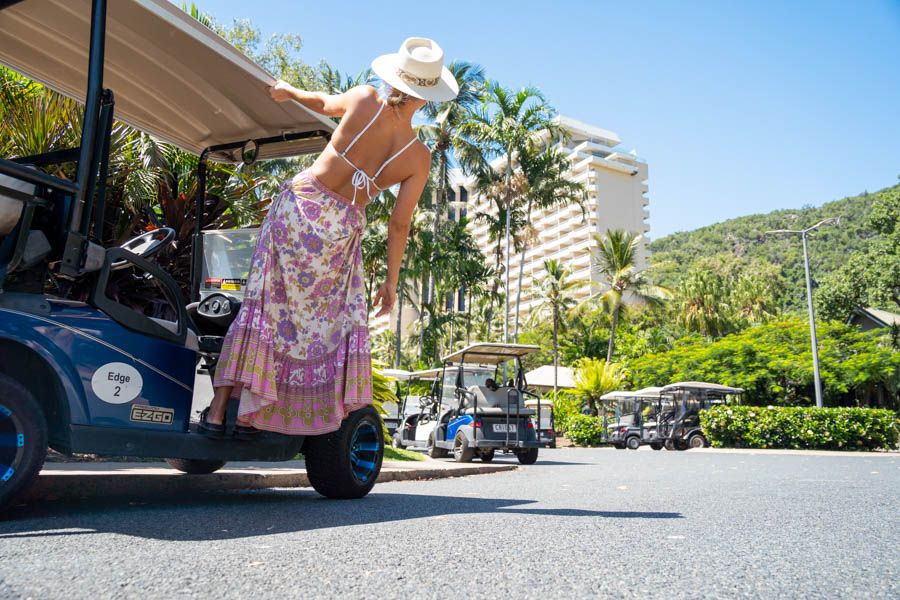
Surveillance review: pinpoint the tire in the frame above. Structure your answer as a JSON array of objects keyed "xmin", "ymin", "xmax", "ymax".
[
  {"xmin": 304, "ymin": 406, "xmax": 383, "ymax": 499},
  {"xmin": 688, "ymin": 434, "xmax": 708, "ymax": 449},
  {"xmin": 165, "ymin": 458, "xmax": 227, "ymax": 474},
  {"xmin": 517, "ymin": 448, "xmax": 539, "ymax": 465},
  {"xmin": 626, "ymin": 436, "xmax": 641, "ymax": 450},
  {"xmin": 480, "ymin": 449, "xmax": 495, "ymax": 463},
  {"xmin": 674, "ymin": 439, "xmax": 689, "ymax": 451},
  {"xmin": 453, "ymin": 432, "xmax": 475, "ymax": 463},
  {"xmin": 0, "ymin": 374, "xmax": 47, "ymax": 510},
  {"xmin": 427, "ymin": 432, "xmax": 448, "ymax": 458},
  {"xmin": 614, "ymin": 443, "xmax": 626, "ymax": 450},
  {"xmin": 664, "ymin": 439, "xmax": 675, "ymax": 451},
  {"xmin": 650, "ymin": 443, "xmax": 663, "ymax": 451}
]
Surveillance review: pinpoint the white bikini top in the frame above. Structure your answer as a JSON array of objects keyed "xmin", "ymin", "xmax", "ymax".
[{"xmin": 331, "ymin": 100, "xmax": 418, "ymax": 205}]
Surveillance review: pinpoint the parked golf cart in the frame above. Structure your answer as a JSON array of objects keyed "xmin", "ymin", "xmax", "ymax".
[
  {"xmin": 380, "ymin": 369, "xmax": 412, "ymax": 437},
  {"xmin": 655, "ymin": 382, "xmax": 743, "ymax": 450},
  {"xmin": 602, "ymin": 387, "xmax": 663, "ymax": 450},
  {"xmin": 391, "ymin": 368, "xmax": 442, "ymax": 451},
  {"xmin": 0, "ymin": 0, "xmax": 385, "ymax": 507},
  {"xmin": 426, "ymin": 343, "xmax": 548, "ymax": 465}
]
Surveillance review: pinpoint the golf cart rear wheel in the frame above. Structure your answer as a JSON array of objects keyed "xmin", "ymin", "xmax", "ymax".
[
  {"xmin": 0, "ymin": 374, "xmax": 47, "ymax": 510},
  {"xmin": 453, "ymin": 432, "xmax": 475, "ymax": 463},
  {"xmin": 427, "ymin": 433, "xmax": 448, "ymax": 458},
  {"xmin": 614, "ymin": 443, "xmax": 626, "ymax": 450},
  {"xmin": 688, "ymin": 434, "xmax": 708, "ymax": 449},
  {"xmin": 664, "ymin": 439, "xmax": 675, "ymax": 451},
  {"xmin": 517, "ymin": 448, "xmax": 539, "ymax": 465},
  {"xmin": 650, "ymin": 443, "xmax": 663, "ymax": 451},
  {"xmin": 479, "ymin": 449, "xmax": 495, "ymax": 463},
  {"xmin": 304, "ymin": 406, "xmax": 383, "ymax": 499},
  {"xmin": 165, "ymin": 458, "xmax": 227, "ymax": 474},
  {"xmin": 626, "ymin": 436, "xmax": 641, "ymax": 450}
]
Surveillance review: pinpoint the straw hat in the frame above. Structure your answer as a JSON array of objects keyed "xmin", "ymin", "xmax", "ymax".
[{"xmin": 371, "ymin": 37, "xmax": 459, "ymax": 102}]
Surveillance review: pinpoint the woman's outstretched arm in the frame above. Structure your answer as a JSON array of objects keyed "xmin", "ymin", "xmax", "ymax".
[
  {"xmin": 268, "ymin": 80, "xmax": 374, "ymax": 117},
  {"xmin": 372, "ymin": 153, "xmax": 430, "ymax": 318}
]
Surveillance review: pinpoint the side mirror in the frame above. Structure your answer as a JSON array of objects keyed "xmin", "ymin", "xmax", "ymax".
[{"xmin": 241, "ymin": 139, "xmax": 259, "ymax": 165}]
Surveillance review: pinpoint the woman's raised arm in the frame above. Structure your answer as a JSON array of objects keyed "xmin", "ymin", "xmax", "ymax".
[{"xmin": 268, "ymin": 80, "xmax": 374, "ymax": 117}]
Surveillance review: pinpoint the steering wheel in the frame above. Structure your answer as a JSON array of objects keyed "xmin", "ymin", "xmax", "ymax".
[{"xmin": 111, "ymin": 228, "xmax": 175, "ymax": 270}]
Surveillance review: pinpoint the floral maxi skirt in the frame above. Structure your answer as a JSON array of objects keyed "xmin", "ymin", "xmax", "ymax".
[{"xmin": 213, "ymin": 170, "xmax": 373, "ymax": 435}]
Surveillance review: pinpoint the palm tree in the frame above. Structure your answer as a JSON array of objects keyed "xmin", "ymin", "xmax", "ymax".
[
  {"xmin": 591, "ymin": 229, "xmax": 670, "ymax": 362},
  {"xmin": 418, "ymin": 62, "xmax": 486, "ymax": 354},
  {"xmin": 528, "ymin": 259, "xmax": 584, "ymax": 399},
  {"xmin": 461, "ymin": 82, "xmax": 557, "ymax": 345},
  {"xmin": 569, "ymin": 358, "xmax": 627, "ymax": 416},
  {"xmin": 513, "ymin": 144, "xmax": 586, "ymax": 340}
]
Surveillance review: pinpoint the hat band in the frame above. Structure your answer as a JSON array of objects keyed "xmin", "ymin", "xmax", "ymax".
[{"xmin": 396, "ymin": 68, "xmax": 440, "ymax": 88}]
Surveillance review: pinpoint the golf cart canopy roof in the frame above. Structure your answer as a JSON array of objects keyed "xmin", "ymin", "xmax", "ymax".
[
  {"xmin": 409, "ymin": 368, "xmax": 443, "ymax": 381},
  {"xmin": 660, "ymin": 382, "xmax": 744, "ymax": 395},
  {"xmin": 601, "ymin": 387, "xmax": 663, "ymax": 401},
  {"xmin": 600, "ymin": 390, "xmax": 633, "ymax": 401},
  {"xmin": 633, "ymin": 386, "xmax": 663, "ymax": 397},
  {"xmin": 0, "ymin": 0, "xmax": 335, "ymax": 161},
  {"xmin": 442, "ymin": 343, "xmax": 541, "ymax": 365},
  {"xmin": 381, "ymin": 369, "xmax": 413, "ymax": 381}
]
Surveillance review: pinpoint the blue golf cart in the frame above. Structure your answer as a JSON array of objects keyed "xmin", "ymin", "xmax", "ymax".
[
  {"xmin": 428, "ymin": 343, "xmax": 548, "ymax": 464},
  {"xmin": 0, "ymin": 0, "xmax": 383, "ymax": 507}
]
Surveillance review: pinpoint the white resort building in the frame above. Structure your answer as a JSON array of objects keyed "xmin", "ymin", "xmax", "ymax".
[{"xmin": 370, "ymin": 115, "xmax": 650, "ymax": 337}]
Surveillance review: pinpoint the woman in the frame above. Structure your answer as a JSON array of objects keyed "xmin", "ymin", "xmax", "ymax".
[{"xmin": 200, "ymin": 37, "xmax": 459, "ymax": 438}]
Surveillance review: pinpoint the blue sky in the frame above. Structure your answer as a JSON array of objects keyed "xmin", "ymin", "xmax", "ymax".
[{"xmin": 193, "ymin": 0, "xmax": 900, "ymax": 238}]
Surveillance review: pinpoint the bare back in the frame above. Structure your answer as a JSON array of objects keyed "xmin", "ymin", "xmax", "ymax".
[{"xmin": 308, "ymin": 87, "xmax": 429, "ymax": 207}]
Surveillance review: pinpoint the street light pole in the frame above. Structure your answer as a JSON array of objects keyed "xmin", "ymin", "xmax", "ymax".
[
  {"xmin": 800, "ymin": 231, "xmax": 824, "ymax": 409},
  {"xmin": 766, "ymin": 218, "xmax": 837, "ymax": 408}
]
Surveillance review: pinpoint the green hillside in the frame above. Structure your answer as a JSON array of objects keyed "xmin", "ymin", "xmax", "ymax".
[{"xmin": 647, "ymin": 184, "xmax": 898, "ymax": 309}]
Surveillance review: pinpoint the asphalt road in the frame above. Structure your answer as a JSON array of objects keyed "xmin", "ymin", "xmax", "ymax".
[{"xmin": 0, "ymin": 448, "xmax": 897, "ymax": 599}]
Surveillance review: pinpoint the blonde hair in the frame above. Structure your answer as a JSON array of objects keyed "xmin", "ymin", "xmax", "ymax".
[{"xmin": 385, "ymin": 85, "xmax": 412, "ymax": 109}]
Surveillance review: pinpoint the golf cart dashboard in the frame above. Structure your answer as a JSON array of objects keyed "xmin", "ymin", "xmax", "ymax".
[{"xmin": 188, "ymin": 292, "xmax": 241, "ymax": 335}]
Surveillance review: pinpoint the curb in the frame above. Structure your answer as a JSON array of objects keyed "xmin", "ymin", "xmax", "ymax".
[{"xmin": 25, "ymin": 463, "xmax": 518, "ymax": 502}]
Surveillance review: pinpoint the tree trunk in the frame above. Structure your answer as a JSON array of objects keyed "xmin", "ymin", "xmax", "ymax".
[
  {"xmin": 606, "ymin": 304, "xmax": 620, "ymax": 363},
  {"xmin": 428, "ymin": 150, "xmax": 447, "ymax": 348},
  {"xmin": 466, "ymin": 288, "xmax": 473, "ymax": 345},
  {"xmin": 418, "ymin": 276, "xmax": 427, "ymax": 361},
  {"xmin": 503, "ymin": 153, "xmax": 513, "ymax": 346},
  {"xmin": 513, "ymin": 196, "xmax": 534, "ymax": 342},
  {"xmin": 394, "ymin": 286, "xmax": 403, "ymax": 368},
  {"xmin": 552, "ymin": 305, "xmax": 559, "ymax": 402}
]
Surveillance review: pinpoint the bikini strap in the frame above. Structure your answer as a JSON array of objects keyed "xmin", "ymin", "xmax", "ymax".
[
  {"xmin": 372, "ymin": 136, "xmax": 419, "ymax": 179},
  {"xmin": 341, "ymin": 101, "xmax": 385, "ymax": 155}
]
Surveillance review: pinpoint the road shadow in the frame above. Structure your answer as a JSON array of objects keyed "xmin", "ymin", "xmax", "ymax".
[{"xmin": 0, "ymin": 490, "xmax": 683, "ymax": 542}]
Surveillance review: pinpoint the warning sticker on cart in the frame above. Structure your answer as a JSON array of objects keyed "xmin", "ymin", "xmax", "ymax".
[
  {"xmin": 91, "ymin": 362, "xmax": 143, "ymax": 404},
  {"xmin": 221, "ymin": 278, "xmax": 246, "ymax": 291}
]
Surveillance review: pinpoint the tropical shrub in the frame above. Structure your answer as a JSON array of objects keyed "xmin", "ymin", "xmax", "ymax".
[
  {"xmin": 700, "ymin": 405, "xmax": 899, "ymax": 451},
  {"xmin": 565, "ymin": 414, "xmax": 606, "ymax": 446},
  {"xmin": 372, "ymin": 368, "xmax": 399, "ymax": 441},
  {"xmin": 549, "ymin": 391, "xmax": 581, "ymax": 433},
  {"xmin": 567, "ymin": 358, "xmax": 627, "ymax": 415}
]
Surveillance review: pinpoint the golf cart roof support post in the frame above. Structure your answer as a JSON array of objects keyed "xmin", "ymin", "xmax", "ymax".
[
  {"xmin": 81, "ymin": 88, "xmax": 113, "ymax": 238},
  {"xmin": 69, "ymin": 0, "xmax": 107, "ymax": 234},
  {"xmin": 91, "ymin": 90, "xmax": 115, "ymax": 243},
  {"xmin": 190, "ymin": 150, "xmax": 210, "ymax": 302}
]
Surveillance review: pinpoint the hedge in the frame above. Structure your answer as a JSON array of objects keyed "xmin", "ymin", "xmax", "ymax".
[
  {"xmin": 700, "ymin": 406, "xmax": 899, "ymax": 451},
  {"xmin": 565, "ymin": 414, "xmax": 606, "ymax": 446}
]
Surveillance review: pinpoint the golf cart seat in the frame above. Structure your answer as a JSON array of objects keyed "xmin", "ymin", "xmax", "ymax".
[
  {"xmin": 0, "ymin": 172, "xmax": 53, "ymax": 277},
  {"xmin": 462, "ymin": 385, "xmax": 535, "ymax": 416}
]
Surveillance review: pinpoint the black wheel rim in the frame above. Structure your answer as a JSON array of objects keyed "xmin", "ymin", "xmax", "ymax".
[
  {"xmin": 349, "ymin": 419, "xmax": 380, "ymax": 484},
  {"xmin": 0, "ymin": 403, "xmax": 25, "ymax": 485}
]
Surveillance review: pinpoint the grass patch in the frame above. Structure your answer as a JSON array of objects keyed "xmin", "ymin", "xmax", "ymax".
[{"xmin": 384, "ymin": 446, "xmax": 426, "ymax": 461}]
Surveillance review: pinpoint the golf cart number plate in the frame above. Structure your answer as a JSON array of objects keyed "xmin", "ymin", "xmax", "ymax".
[{"xmin": 493, "ymin": 424, "xmax": 517, "ymax": 433}]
